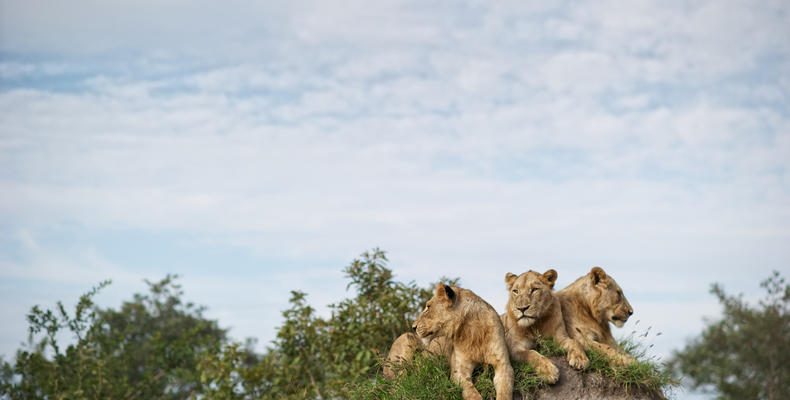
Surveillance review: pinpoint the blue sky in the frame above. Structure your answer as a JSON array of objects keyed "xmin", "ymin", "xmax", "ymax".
[{"xmin": 1, "ymin": 1, "xmax": 789, "ymax": 397}]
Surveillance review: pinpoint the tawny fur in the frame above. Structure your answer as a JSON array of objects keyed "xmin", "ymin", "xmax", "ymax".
[
  {"xmin": 556, "ymin": 266, "xmax": 636, "ymax": 365},
  {"xmin": 413, "ymin": 283, "xmax": 514, "ymax": 400},
  {"xmin": 382, "ymin": 333, "xmax": 451, "ymax": 379},
  {"xmin": 500, "ymin": 269, "xmax": 590, "ymax": 384}
]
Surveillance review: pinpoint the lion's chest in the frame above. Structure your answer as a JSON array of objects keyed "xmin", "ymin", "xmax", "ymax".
[
  {"xmin": 505, "ymin": 327, "xmax": 538, "ymax": 353},
  {"xmin": 584, "ymin": 328, "xmax": 601, "ymax": 343}
]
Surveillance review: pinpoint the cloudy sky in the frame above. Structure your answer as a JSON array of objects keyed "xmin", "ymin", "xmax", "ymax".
[{"xmin": 1, "ymin": 0, "xmax": 788, "ymax": 397}]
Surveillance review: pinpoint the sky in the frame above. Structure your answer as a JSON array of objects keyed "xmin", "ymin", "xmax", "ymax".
[{"xmin": 1, "ymin": 0, "xmax": 789, "ymax": 398}]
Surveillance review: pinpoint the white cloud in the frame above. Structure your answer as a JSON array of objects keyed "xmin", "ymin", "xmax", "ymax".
[
  {"xmin": 1, "ymin": 3, "xmax": 789, "ymax": 396},
  {"xmin": 0, "ymin": 62, "xmax": 68, "ymax": 80},
  {"xmin": 1, "ymin": 70, "xmax": 787, "ymax": 260}
]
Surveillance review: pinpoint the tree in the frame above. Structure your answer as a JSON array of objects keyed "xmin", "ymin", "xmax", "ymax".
[
  {"xmin": 196, "ymin": 248, "xmax": 459, "ymax": 399},
  {"xmin": 321, "ymin": 248, "xmax": 444, "ymax": 392},
  {"xmin": 1, "ymin": 249, "xmax": 459, "ymax": 400},
  {"xmin": 196, "ymin": 339, "xmax": 278, "ymax": 400},
  {"xmin": 1, "ymin": 275, "xmax": 227, "ymax": 400},
  {"xmin": 267, "ymin": 248, "xmax": 458, "ymax": 397},
  {"xmin": 272, "ymin": 290, "xmax": 328, "ymax": 399},
  {"xmin": 0, "ymin": 280, "xmax": 112, "ymax": 399},
  {"xmin": 670, "ymin": 271, "xmax": 790, "ymax": 400}
]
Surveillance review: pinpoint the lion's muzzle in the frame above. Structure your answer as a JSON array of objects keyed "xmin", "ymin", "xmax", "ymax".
[
  {"xmin": 610, "ymin": 307, "xmax": 633, "ymax": 327},
  {"xmin": 515, "ymin": 305, "xmax": 536, "ymax": 320},
  {"xmin": 413, "ymin": 323, "xmax": 434, "ymax": 339}
]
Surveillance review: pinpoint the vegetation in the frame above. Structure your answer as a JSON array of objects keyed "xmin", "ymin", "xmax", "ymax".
[
  {"xmin": 0, "ymin": 275, "xmax": 226, "ymax": 399},
  {"xmin": 1, "ymin": 248, "xmax": 675, "ymax": 399},
  {"xmin": 350, "ymin": 332, "xmax": 674, "ymax": 400},
  {"xmin": 587, "ymin": 327, "xmax": 676, "ymax": 395},
  {"xmin": 347, "ymin": 337, "xmax": 566, "ymax": 400},
  {"xmin": 669, "ymin": 271, "xmax": 790, "ymax": 400}
]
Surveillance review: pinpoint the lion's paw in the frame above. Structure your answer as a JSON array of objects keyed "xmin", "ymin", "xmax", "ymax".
[
  {"xmin": 568, "ymin": 349, "xmax": 589, "ymax": 370},
  {"xmin": 535, "ymin": 358, "xmax": 559, "ymax": 384},
  {"xmin": 461, "ymin": 384, "xmax": 484, "ymax": 400}
]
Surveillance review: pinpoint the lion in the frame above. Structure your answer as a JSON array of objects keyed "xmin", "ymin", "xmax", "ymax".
[
  {"xmin": 501, "ymin": 269, "xmax": 589, "ymax": 384},
  {"xmin": 556, "ymin": 266, "xmax": 636, "ymax": 365},
  {"xmin": 412, "ymin": 283, "xmax": 514, "ymax": 400},
  {"xmin": 382, "ymin": 333, "xmax": 451, "ymax": 379}
]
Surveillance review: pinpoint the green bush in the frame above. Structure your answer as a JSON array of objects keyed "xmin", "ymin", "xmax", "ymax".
[
  {"xmin": 669, "ymin": 271, "xmax": 790, "ymax": 400},
  {"xmin": 0, "ymin": 276, "xmax": 226, "ymax": 400}
]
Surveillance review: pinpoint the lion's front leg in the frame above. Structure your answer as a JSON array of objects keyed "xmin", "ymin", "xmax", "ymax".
[
  {"xmin": 525, "ymin": 349, "xmax": 559, "ymax": 384},
  {"xmin": 450, "ymin": 353, "xmax": 482, "ymax": 400},
  {"xmin": 559, "ymin": 336, "xmax": 589, "ymax": 370},
  {"xmin": 491, "ymin": 357, "xmax": 514, "ymax": 400},
  {"xmin": 485, "ymin": 339, "xmax": 514, "ymax": 400}
]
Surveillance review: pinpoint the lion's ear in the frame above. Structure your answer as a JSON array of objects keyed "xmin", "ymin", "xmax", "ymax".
[
  {"xmin": 591, "ymin": 266, "xmax": 608, "ymax": 286},
  {"xmin": 434, "ymin": 282, "xmax": 446, "ymax": 298},
  {"xmin": 443, "ymin": 285, "xmax": 456, "ymax": 304},
  {"xmin": 542, "ymin": 269, "xmax": 558, "ymax": 288},
  {"xmin": 505, "ymin": 273, "xmax": 518, "ymax": 289},
  {"xmin": 435, "ymin": 282, "xmax": 456, "ymax": 304}
]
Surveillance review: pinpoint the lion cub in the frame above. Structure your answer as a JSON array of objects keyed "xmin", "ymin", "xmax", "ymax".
[
  {"xmin": 413, "ymin": 283, "xmax": 514, "ymax": 400},
  {"xmin": 501, "ymin": 269, "xmax": 589, "ymax": 384},
  {"xmin": 556, "ymin": 266, "xmax": 636, "ymax": 365}
]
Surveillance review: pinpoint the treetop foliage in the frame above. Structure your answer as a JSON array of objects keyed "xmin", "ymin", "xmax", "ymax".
[
  {"xmin": 2, "ymin": 274, "xmax": 227, "ymax": 400},
  {"xmin": 1, "ymin": 249, "xmax": 452, "ymax": 400},
  {"xmin": 669, "ymin": 271, "xmax": 790, "ymax": 400}
]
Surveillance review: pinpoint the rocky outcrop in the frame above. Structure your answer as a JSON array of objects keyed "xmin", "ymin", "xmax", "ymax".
[{"xmin": 514, "ymin": 357, "xmax": 665, "ymax": 400}]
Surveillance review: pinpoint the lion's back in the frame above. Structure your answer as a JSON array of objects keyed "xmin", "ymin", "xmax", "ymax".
[{"xmin": 556, "ymin": 282, "xmax": 594, "ymax": 332}]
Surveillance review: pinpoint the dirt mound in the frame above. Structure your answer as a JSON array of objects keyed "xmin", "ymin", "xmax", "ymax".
[{"xmin": 515, "ymin": 357, "xmax": 665, "ymax": 400}]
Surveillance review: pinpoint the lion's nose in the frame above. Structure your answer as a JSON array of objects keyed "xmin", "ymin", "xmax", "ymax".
[
  {"xmin": 628, "ymin": 309, "xmax": 633, "ymax": 316},
  {"xmin": 411, "ymin": 324, "xmax": 417, "ymax": 332},
  {"xmin": 517, "ymin": 306, "xmax": 530, "ymax": 313}
]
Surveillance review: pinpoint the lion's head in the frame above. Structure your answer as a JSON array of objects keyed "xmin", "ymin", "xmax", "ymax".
[
  {"xmin": 412, "ymin": 283, "xmax": 457, "ymax": 342},
  {"xmin": 588, "ymin": 267, "xmax": 633, "ymax": 328},
  {"xmin": 505, "ymin": 269, "xmax": 557, "ymax": 328}
]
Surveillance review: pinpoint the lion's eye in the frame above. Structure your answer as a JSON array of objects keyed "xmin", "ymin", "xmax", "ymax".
[
  {"xmin": 530, "ymin": 287, "xmax": 538, "ymax": 294},
  {"xmin": 512, "ymin": 289, "xmax": 518, "ymax": 294}
]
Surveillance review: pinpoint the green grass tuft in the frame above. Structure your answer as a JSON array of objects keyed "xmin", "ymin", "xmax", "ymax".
[
  {"xmin": 586, "ymin": 327, "xmax": 679, "ymax": 397},
  {"xmin": 467, "ymin": 360, "xmax": 549, "ymax": 399},
  {"xmin": 347, "ymin": 351, "xmax": 553, "ymax": 400},
  {"xmin": 347, "ymin": 352, "xmax": 462, "ymax": 400},
  {"xmin": 535, "ymin": 335, "xmax": 566, "ymax": 357},
  {"xmin": 512, "ymin": 361, "xmax": 548, "ymax": 397},
  {"xmin": 472, "ymin": 365, "xmax": 496, "ymax": 399}
]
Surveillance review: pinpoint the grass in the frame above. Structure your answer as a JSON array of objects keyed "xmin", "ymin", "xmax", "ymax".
[
  {"xmin": 586, "ymin": 326, "xmax": 678, "ymax": 397},
  {"xmin": 346, "ymin": 351, "xmax": 553, "ymax": 400},
  {"xmin": 471, "ymin": 359, "xmax": 549, "ymax": 400},
  {"xmin": 346, "ymin": 352, "xmax": 462, "ymax": 400},
  {"xmin": 347, "ymin": 334, "xmax": 677, "ymax": 400},
  {"xmin": 345, "ymin": 337, "xmax": 565, "ymax": 400}
]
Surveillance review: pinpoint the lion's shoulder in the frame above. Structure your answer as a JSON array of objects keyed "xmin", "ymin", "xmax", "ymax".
[{"xmin": 556, "ymin": 276, "xmax": 593, "ymax": 309}]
